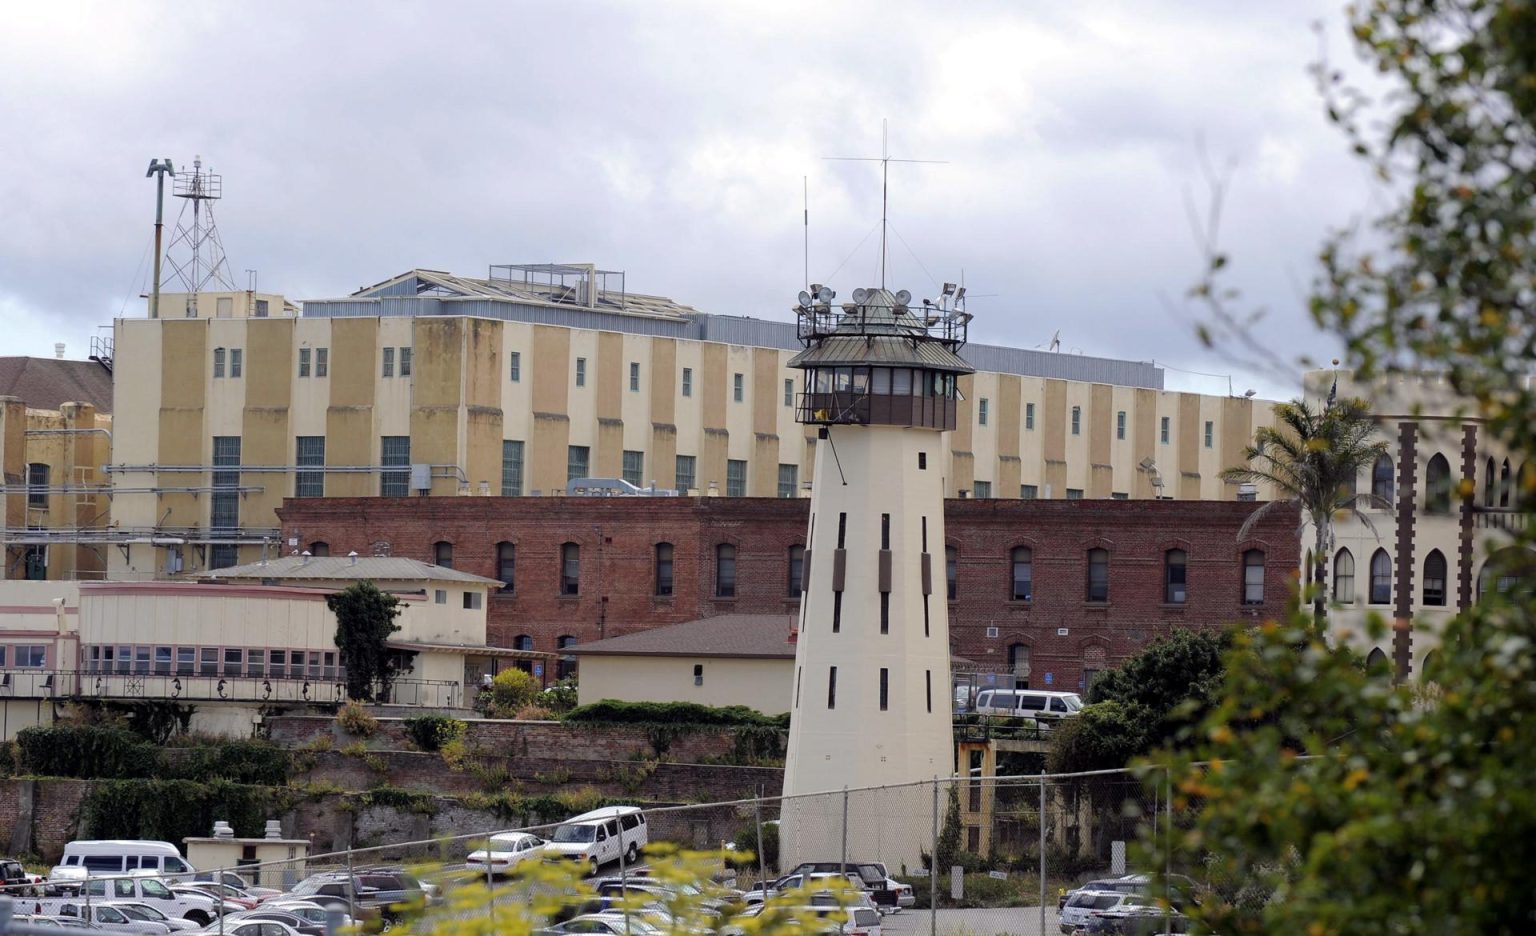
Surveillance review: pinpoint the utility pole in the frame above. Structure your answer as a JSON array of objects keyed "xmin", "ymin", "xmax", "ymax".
[{"xmin": 146, "ymin": 159, "xmax": 175, "ymax": 319}]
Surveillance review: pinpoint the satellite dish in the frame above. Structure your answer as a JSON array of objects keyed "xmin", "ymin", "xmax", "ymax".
[
  {"xmin": 815, "ymin": 286, "xmax": 835, "ymax": 303},
  {"xmin": 895, "ymin": 289, "xmax": 912, "ymax": 305},
  {"xmin": 797, "ymin": 290, "xmax": 812, "ymax": 307},
  {"xmin": 852, "ymin": 288, "xmax": 869, "ymax": 304}
]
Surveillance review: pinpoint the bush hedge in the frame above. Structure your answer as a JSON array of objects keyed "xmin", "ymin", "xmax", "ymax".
[
  {"xmin": 402, "ymin": 715, "xmax": 467, "ymax": 752},
  {"xmin": 564, "ymin": 700, "xmax": 788, "ymax": 728},
  {"xmin": 81, "ymin": 779, "xmax": 289, "ymax": 844},
  {"xmin": 14, "ymin": 725, "xmax": 289, "ymax": 784},
  {"xmin": 16, "ymin": 725, "xmax": 160, "ymax": 779}
]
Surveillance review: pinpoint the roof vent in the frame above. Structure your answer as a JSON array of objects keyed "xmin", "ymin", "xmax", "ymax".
[
  {"xmin": 264, "ymin": 820, "xmax": 283, "ymax": 840},
  {"xmin": 348, "ymin": 550, "xmax": 358, "ymax": 565},
  {"xmin": 212, "ymin": 820, "xmax": 235, "ymax": 839},
  {"xmin": 54, "ymin": 343, "xmax": 66, "ymax": 360}
]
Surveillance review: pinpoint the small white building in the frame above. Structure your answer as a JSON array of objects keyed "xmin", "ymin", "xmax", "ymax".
[
  {"xmin": 572, "ymin": 614, "xmax": 795, "ymax": 714},
  {"xmin": 0, "ymin": 555, "xmax": 549, "ymax": 738}
]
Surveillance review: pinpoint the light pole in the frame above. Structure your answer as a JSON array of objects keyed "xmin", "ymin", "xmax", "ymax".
[{"xmin": 145, "ymin": 159, "xmax": 175, "ymax": 319}]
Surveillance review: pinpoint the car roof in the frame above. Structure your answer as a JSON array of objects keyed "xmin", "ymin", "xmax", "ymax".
[{"xmin": 565, "ymin": 806, "xmax": 643, "ymax": 823}]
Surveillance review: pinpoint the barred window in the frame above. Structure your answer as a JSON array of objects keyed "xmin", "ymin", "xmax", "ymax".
[
  {"xmin": 502, "ymin": 440, "xmax": 524, "ymax": 496},
  {"xmin": 295, "ymin": 436, "xmax": 325, "ymax": 498},
  {"xmin": 778, "ymin": 464, "xmax": 799, "ymax": 498},
  {"xmin": 380, "ymin": 436, "xmax": 410, "ymax": 496},
  {"xmin": 623, "ymin": 450, "xmax": 645, "ymax": 486},
  {"xmin": 727, "ymin": 459, "xmax": 747, "ymax": 497},
  {"xmin": 675, "ymin": 455, "xmax": 697, "ymax": 493},
  {"xmin": 567, "ymin": 445, "xmax": 590, "ymax": 483}
]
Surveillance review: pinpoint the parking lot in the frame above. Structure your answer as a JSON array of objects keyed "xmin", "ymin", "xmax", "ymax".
[{"xmin": 883, "ymin": 906, "xmax": 1062, "ymax": 936}]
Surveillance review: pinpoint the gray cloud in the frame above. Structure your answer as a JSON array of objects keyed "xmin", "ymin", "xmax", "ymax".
[{"xmin": 1, "ymin": 0, "xmax": 1372, "ymax": 399}]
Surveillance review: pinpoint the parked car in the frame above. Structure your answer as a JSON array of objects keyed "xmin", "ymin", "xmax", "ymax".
[
  {"xmin": 189, "ymin": 872, "xmax": 280, "ymax": 901},
  {"xmin": 40, "ymin": 878, "xmax": 219, "ymax": 927},
  {"xmin": 48, "ymin": 843, "xmax": 195, "ymax": 892},
  {"xmin": 534, "ymin": 911, "xmax": 665, "ymax": 936},
  {"xmin": 169, "ymin": 884, "xmax": 256, "ymax": 911},
  {"xmin": 1070, "ymin": 908, "xmax": 1190, "ymax": 935},
  {"xmin": 1058, "ymin": 891, "xmax": 1153, "ymax": 934},
  {"xmin": 50, "ymin": 903, "xmax": 176, "ymax": 935},
  {"xmin": 785, "ymin": 862, "xmax": 909, "ymax": 910},
  {"xmin": 972, "ymin": 689, "xmax": 1083, "ymax": 721},
  {"xmin": 543, "ymin": 807, "xmax": 649, "ymax": 875},
  {"xmin": 208, "ymin": 909, "xmax": 324, "ymax": 936},
  {"xmin": 206, "ymin": 921, "xmax": 306, "ymax": 936},
  {"xmin": 263, "ymin": 901, "xmax": 352, "ymax": 929},
  {"xmin": 105, "ymin": 902, "xmax": 200, "ymax": 932},
  {"xmin": 1059, "ymin": 873, "xmax": 1198, "ymax": 911},
  {"xmin": 466, "ymin": 832, "xmax": 546, "ymax": 878},
  {"xmin": 742, "ymin": 872, "xmax": 871, "ymax": 906},
  {"xmin": 2, "ymin": 858, "xmax": 47, "ymax": 891}
]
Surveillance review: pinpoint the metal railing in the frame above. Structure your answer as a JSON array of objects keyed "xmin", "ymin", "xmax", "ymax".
[{"xmin": 0, "ymin": 670, "xmax": 463, "ymax": 708}]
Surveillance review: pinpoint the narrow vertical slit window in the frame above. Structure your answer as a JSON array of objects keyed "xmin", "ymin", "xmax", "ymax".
[
  {"xmin": 881, "ymin": 513, "xmax": 891, "ymax": 550},
  {"xmin": 879, "ymin": 668, "xmax": 889, "ymax": 711},
  {"xmin": 925, "ymin": 670, "xmax": 933, "ymax": 713},
  {"xmin": 832, "ymin": 592, "xmax": 842, "ymax": 632},
  {"xmin": 837, "ymin": 512, "xmax": 848, "ymax": 549},
  {"xmin": 827, "ymin": 666, "xmax": 837, "ymax": 709},
  {"xmin": 880, "ymin": 593, "xmax": 890, "ymax": 634}
]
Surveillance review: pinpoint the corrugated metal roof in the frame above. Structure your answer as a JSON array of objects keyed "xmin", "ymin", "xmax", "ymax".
[
  {"xmin": 572, "ymin": 614, "xmax": 796, "ymax": 659},
  {"xmin": 299, "ymin": 269, "xmax": 1167, "ymax": 390},
  {"xmin": 788, "ymin": 334, "xmax": 974, "ymax": 372},
  {"xmin": 202, "ymin": 555, "xmax": 503, "ymax": 585}
]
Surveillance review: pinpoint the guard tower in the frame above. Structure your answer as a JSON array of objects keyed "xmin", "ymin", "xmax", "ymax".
[{"xmin": 778, "ymin": 282, "xmax": 974, "ymax": 868}]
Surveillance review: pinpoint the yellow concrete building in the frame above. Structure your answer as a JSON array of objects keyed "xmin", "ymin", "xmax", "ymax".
[
  {"xmin": 0, "ymin": 356, "xmax": 114, "ymax": 581},
  {"xmin": 100, "ymin": 268, "xmax": 1276, "ymax": 580}
]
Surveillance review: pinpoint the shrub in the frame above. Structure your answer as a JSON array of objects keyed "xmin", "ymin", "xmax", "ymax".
[
  {"xmin": 336, "ymin": 700, "xmax": 379, "ymax": 738},
  {"xmin": 540, "ymin": 679, "xmax": 579, "ymax": 715},
  {"xmin": 163, "ymin": 740, "xmax": 289, "ymax": 785},
  {"xmin": 728, "ymin": 818, "xmax": 779, "ymax": 871},
  {"xmin": 81, "ymin": 779, "xmax": 289, "ymax": 843},
  {"xmin": 487, "ymin": 669, "xmax": 539, "ymax": 717},
  {"xmin": 402, "ymin": 715, "xmax": 466, "ymax": 752},
  {"xmin": 16, "ymin": 725, "xmax": 160, "ymax": 779},
  {"xmin": 513, "ymin": 704, "xmax": 555, "ymax": 721},
  {"xmin": 564, "ymin": 700, "xmax": 782, "ymax": 727}
]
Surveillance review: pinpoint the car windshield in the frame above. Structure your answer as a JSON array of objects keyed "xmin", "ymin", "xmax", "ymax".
[
  {"xmin": 553, "ymin": 825, "xmax": 597, "ymax": 844},
  {"xmin": 1064, "ymin": 695, "xmax": 1084, "ymax": 711},
  {"xmin": 489, "ymin": 836, "xmax": 525, "ymax": 850}
]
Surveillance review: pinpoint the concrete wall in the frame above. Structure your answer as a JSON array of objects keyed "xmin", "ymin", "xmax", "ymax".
[{"xmin": 576, "ymin": 655, "xmax": 791, "ymax": 712}]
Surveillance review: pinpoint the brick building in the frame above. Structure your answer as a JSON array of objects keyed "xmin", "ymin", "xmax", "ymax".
[{"xmin": 276, "ymin": 496, "xmax": 1299, "ymax": 691}]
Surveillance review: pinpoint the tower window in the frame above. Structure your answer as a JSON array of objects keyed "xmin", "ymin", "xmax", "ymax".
[
  {"xmin": 560, "ymin": 542, "xmax": 580, "ymax": 595},
  {"xmin": 1086, "ymin": 548, "xmax": 1109, "ymax": 602},
  {"xmin": 827, "ymin": 666, "xmax": 838, "ymax": 709},
  {"xmin": 879, "ymin": 668, "xmax": 889, "ymax": 711},
  {"xmin": 1244, "ymin": 550, "xmax": 1267, "ymax": 605}
]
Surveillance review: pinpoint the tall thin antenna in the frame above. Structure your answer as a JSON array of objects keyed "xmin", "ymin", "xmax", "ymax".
[
  {"xmin": 824, "ymin": 118, "xmax": 946, "ymax": 289},
  {"xmin": 803, "ymin": 175, "xmax": 810, "ymax": 292}
]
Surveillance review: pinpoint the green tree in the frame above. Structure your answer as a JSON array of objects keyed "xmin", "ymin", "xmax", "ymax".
[
  {"xmin": 326, "ymin": 581, "xmax": 402, "ymax": 702},
  {"xmin": 1220, "ymin": 397, "xmax": 1388, "ymax": 632},
  {"xmin": 487, "ymin": 668, "xmax": 539, "ymax": 717},
  {"xmin": 1087, "ymin": 628, "xmax": 1230, "ymax": 749},
  {"xmin": 1155, "ymin": 1, "xmax": 1536, "ymax": 931},
  {"xmin": 1045, "ymin": 701, "xmax": 1148, "ymax": 776}
]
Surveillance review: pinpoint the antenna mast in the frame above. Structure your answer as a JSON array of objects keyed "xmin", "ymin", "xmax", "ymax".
[
  {"xmin": 824, "ymin": 119, "xmax": 946, "ymax": 289},
  {"xmin": 164, "ymin": 155, "xmax": 236, "ymax": 317}
]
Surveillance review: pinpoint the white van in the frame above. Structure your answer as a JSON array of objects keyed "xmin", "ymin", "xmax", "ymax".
[
  {"xmin": 48, "ymin": 841, "xmax": 195, "ymax": 890},
  {"xmin": 972, "ymin": 689, "xmax": 1083, "ymax": 721},
  {"xmin": 542, "ymin": 806, "xmax": 648, "ymax": 874}
]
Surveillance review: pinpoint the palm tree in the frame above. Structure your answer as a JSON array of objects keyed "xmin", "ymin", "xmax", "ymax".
[{"xmin": 1221, "ymin": 396, "xmax": 1389, "ymax": 633}]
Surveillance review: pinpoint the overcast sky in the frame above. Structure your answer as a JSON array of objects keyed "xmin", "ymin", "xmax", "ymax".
[{"xmin": 0, "ymin": 0, "xmax": 1379, "ymax": 399}]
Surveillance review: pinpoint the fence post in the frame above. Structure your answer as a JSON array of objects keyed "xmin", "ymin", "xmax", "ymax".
[
  {"xmin": 345, "ymin": 848, "xmax": 355, "ymax": 922},
  {"xmin": 754, "ymin": 793, "xmax": 766, "ymax": 886},
  {"xmin": 485, "ymin": 829, "xmax": 496, "ymax": 920},
  {"xmin": 929, "ymin": 778, "xmax": 939, "ymax": 936},
  {"xmin": 1039, "ymin": 772, "xmax": 1047, "ymax": 936},
  {"xmin": 839, "ymin": 786, "xmax": 849, "ymax": 872},
  {"xmin": 1165, "ymin": 766, "xmax": 1173, "ymax": 936}
]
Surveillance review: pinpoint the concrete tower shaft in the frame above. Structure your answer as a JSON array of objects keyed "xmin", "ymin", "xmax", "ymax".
[{"xmin": 779, "ymin": 286, "xmax": 973, "ymax": 868}]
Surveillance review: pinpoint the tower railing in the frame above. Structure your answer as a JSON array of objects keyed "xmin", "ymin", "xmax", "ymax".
[{"xmin": 794, "ymin": 304, "xmax": 969, "ymax": 350}]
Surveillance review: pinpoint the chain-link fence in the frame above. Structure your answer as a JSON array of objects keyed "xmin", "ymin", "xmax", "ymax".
[{"xmin": 0, "ymin": 768, "xmax": 1193, "ymax": 936}]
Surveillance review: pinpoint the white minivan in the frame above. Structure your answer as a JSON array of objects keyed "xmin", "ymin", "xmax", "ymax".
[
  {"xmin": 542, "ymin": 806, "xmax": 648, "ymax": 875},
  {"xmin": 49, "ymin": 841, "xmax": 195, "ymax": 890},
  {"xmin": 972, "ymin": 689, "xmax": 1084, "ymax": 721}
]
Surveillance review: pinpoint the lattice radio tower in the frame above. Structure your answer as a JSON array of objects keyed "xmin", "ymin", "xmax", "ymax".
[{"xmin": 163, "ymin": 155, "xmax": 236, "ymax": 317}]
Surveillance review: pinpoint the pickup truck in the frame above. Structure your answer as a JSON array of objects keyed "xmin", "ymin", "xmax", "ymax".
[
  {"xmin": 45, "ymin": 902, "xmax": 178, "ymax": 934},
  {"xmin": 37, "ymin": 877, "xmax": 220, "ymax": 926}
]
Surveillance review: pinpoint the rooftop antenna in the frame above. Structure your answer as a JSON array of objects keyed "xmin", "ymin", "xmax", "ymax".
[
  {"xmin": 824, "ymin": 119, "xmax": 946, "ymax": 289},
  {"xmin": 803, "ymin": 175, "xmax": 809, "ymax": 293},
  {"xmin": 164, "ymin": 155, "xmax": 236, "ymax": 317}
]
